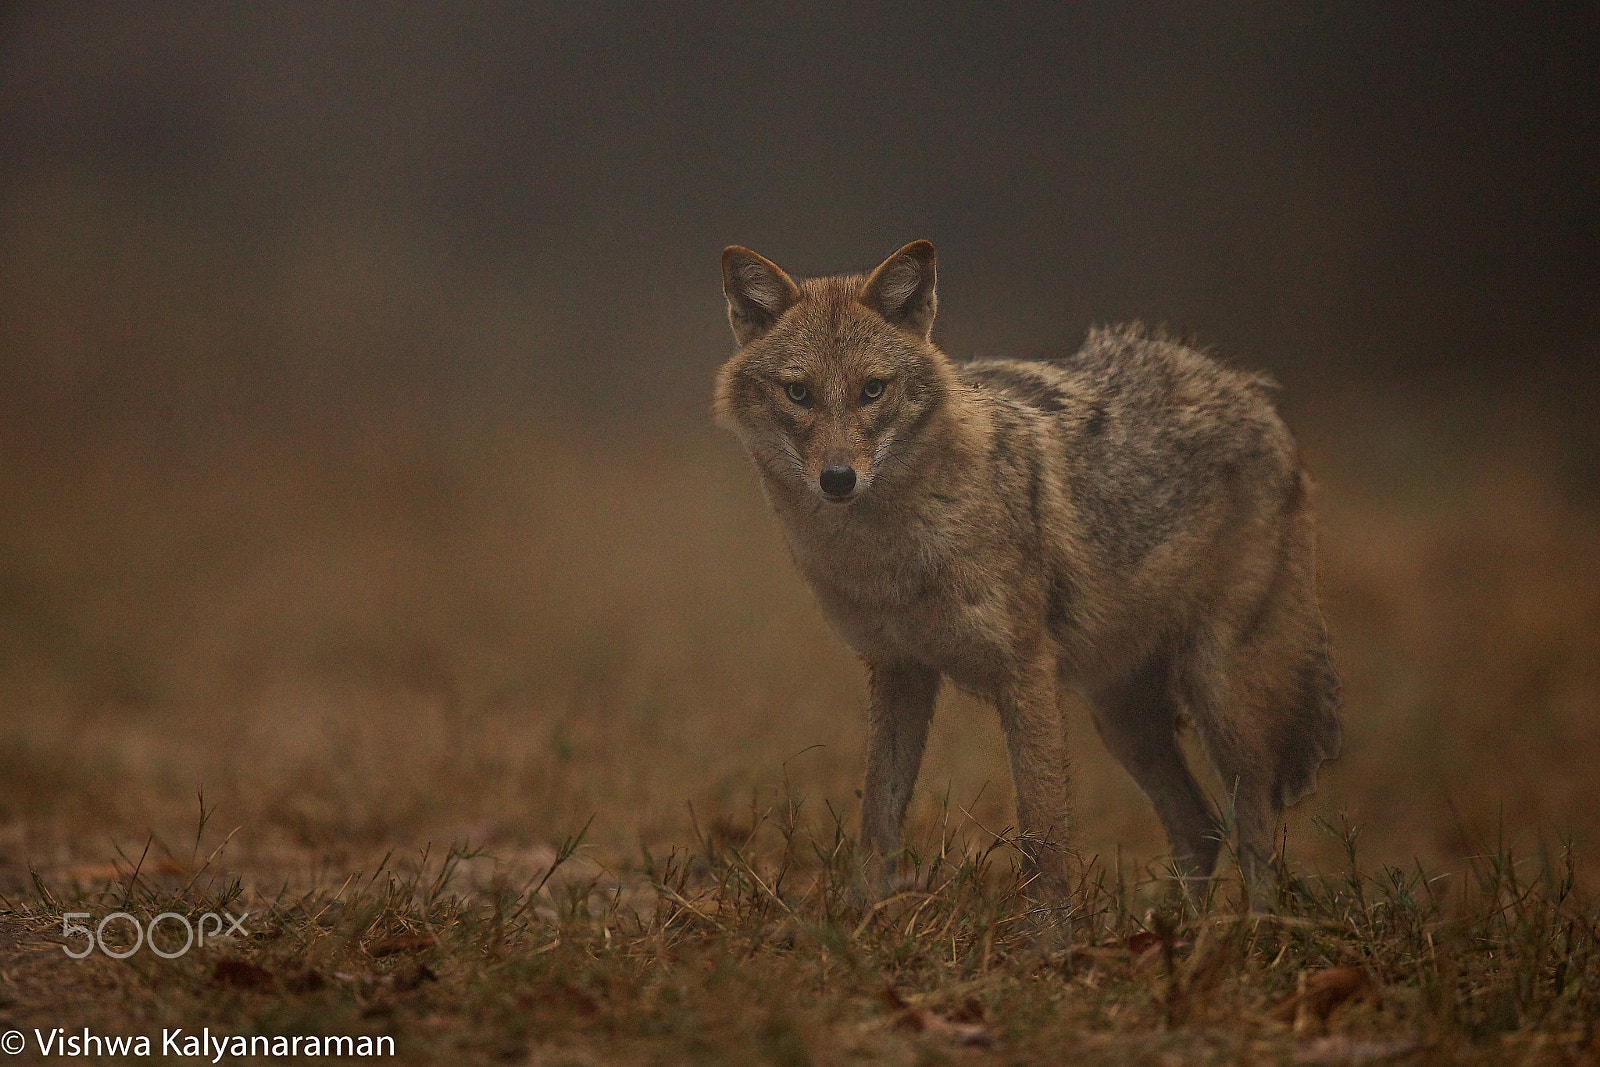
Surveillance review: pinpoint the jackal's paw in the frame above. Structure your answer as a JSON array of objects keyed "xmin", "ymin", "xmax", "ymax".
[{"xmin": 850, "ymin": 854, "xmax": 917, "ymax": 909}]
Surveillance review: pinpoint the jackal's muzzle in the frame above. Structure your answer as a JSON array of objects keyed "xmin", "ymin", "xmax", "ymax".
[{"xmin": 819, "ymin": 464, "xmax": 857, "ymax": 501}]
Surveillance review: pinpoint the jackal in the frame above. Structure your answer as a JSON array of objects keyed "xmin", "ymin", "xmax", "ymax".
[{"xmin": 714, "ymin": 240, "xmax": 1340, "ymax": 898}]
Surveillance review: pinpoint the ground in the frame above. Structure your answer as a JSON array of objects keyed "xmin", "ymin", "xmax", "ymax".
[{"xmin": 2, "ymin": 394, "xmax": 1599, "ymax": 1063}]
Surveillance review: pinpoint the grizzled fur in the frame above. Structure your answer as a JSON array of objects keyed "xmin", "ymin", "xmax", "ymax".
[{"xmin": 714, "ymin": 240, "xmax": 1340, "ymax": 898}]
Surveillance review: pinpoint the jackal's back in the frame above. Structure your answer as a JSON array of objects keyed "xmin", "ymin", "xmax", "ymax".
[
  {"xmin": 957, "ymin": 325, "xmax": 1305, "ymax": 674},
  {"xmin": 716, "ymin": 242, "xmax": 1339, "ymax": 899}
]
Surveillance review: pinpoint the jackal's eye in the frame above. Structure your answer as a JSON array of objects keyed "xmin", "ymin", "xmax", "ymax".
[
  {"xmin": 784, "ymin": 381, "xmax": 810, "ymax": 405},
  {"xmin": 861, "ymin": 378, "xmax": 886, "ymax": 403}
]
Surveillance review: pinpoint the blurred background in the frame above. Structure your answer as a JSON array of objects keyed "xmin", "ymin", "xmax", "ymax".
[{"xmin": 1, "ymin": 2, "xmax": 1597, "ymax": 883}]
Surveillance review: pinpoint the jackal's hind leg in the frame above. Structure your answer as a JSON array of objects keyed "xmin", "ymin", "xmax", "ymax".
[
  {"xmin": 1188, "ymin": 527, "xmax": 1342, "ymax": 905},
  {"xmin": 1087, "ymin": 655, "xmax": 1224, "ymax": 893},
  {"xmin": 1181, "ymin": 630, "xmax": 1339, "ymax": 908}
]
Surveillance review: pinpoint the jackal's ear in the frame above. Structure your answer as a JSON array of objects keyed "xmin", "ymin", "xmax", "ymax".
[
  {"xmin": 723, "ymin": 246, "xmax": 801, "ymax": 345},
  {"xmin": 860, "ymin": 240, "xmax": 937, "ymax": 340}
]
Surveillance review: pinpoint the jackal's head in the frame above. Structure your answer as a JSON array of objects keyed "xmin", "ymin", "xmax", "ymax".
[{"xmin": 713, "ymin": 240, "xmax": 955, "ymax": 507}]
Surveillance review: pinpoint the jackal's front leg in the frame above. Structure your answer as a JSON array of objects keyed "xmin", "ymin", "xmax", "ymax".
[
  {"xmin": 996, "ymin": 648, "xmax": 1072, "ymax": 900},
  {"xmin": 860, "ymin": 661, "xmax": 940, "ymax": 893}
]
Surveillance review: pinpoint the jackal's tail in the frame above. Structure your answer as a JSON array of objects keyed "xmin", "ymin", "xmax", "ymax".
[{"xmin": 1275, "ymin": 626, "xmax": 1343, "ymax": 810}]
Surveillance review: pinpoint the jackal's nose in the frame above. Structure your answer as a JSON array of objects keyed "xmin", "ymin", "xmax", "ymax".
[{"xmin": 819, "ymin": 465, "xmax": 857, "ymax": 498}]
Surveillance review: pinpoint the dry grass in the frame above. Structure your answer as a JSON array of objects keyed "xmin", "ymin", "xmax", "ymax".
[
  {"xmin": 1, "ymin": 407, "xmax": 1598, "ymax": 1062},
  {"xmin": 1, "ymin": 786, "xmax": 1596, "ymax": 1064},
  {"xmin": 3, "ymin": 199, "xmax": 1600, "ymax": 1060}
]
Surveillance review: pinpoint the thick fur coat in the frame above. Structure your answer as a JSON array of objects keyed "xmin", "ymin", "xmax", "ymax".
[{"xmin": 714, "ymin": 241, "xmax": 1340, "ymax": 897}]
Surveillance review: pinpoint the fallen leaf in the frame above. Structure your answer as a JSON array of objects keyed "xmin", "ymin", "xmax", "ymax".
[
  {"xmin": 891, "ymin": 1009, "xmax": 925, "ymax": 1033},
  {"xmin": 1128, "ymin": 931, "xmax": 1190, "ymax": 972},
  {"xmin": 283, "ymin": 967, "xmax": 325, "ymax": 993},
  {"xmin": 1060, "ymin": 945, "xmax": 1131, "ymax": 977},
  {"xmin": 948, "ymin": 996, "xmax": 986, "ymax": 1025},
  {"xmin": 395, "ymin": 963, "xmax": 438, "ymax": 992},
  {"xmin": 923, "ymin": 1013, "xmax": 995, "ymax": 1048},
  {"xmin": 1273, "ymin": 967, "xmax": 1374, "ymax": 1034},
  {"xmin": 1294, "ymin": 1035, "xmax": 1419, "ymax": 1064},
  {"xmin": 334, "ymin": 972, "xmax": 394, "ymax": 992},
  {"xmin": 1133, "ymin": 942, "xmax": 1166, "ymax": 972},
  {"xmin": 1128, "ymin": 931, "xmax": 1162, "ymax": 954},
  {"xmin": 879, "ymin": 986, "xmax": 920, "ymax": 1030},
  {"xmin": 367, "ymin": 933, "xmax": 437, "ymax": 957},
  {"xmin": 878, "ymin": 987, "xmax": 995, "ymax": 1048},
  {"xmin": 212, "ymin": 959, "xmax": 274, "ymax": 990},
  {"xmin": 522, "ymin": 982, "xmax": 599, "ymax": 1020}
]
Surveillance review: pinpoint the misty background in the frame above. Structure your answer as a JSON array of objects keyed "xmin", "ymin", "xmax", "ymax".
[
  {"xmin": 5, "ymin": 3, "xmax": 1597, "ymax": 417},
  {"xmin": 1, "ymin": 3, "xmax": 1598, "ymax": 874}
]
